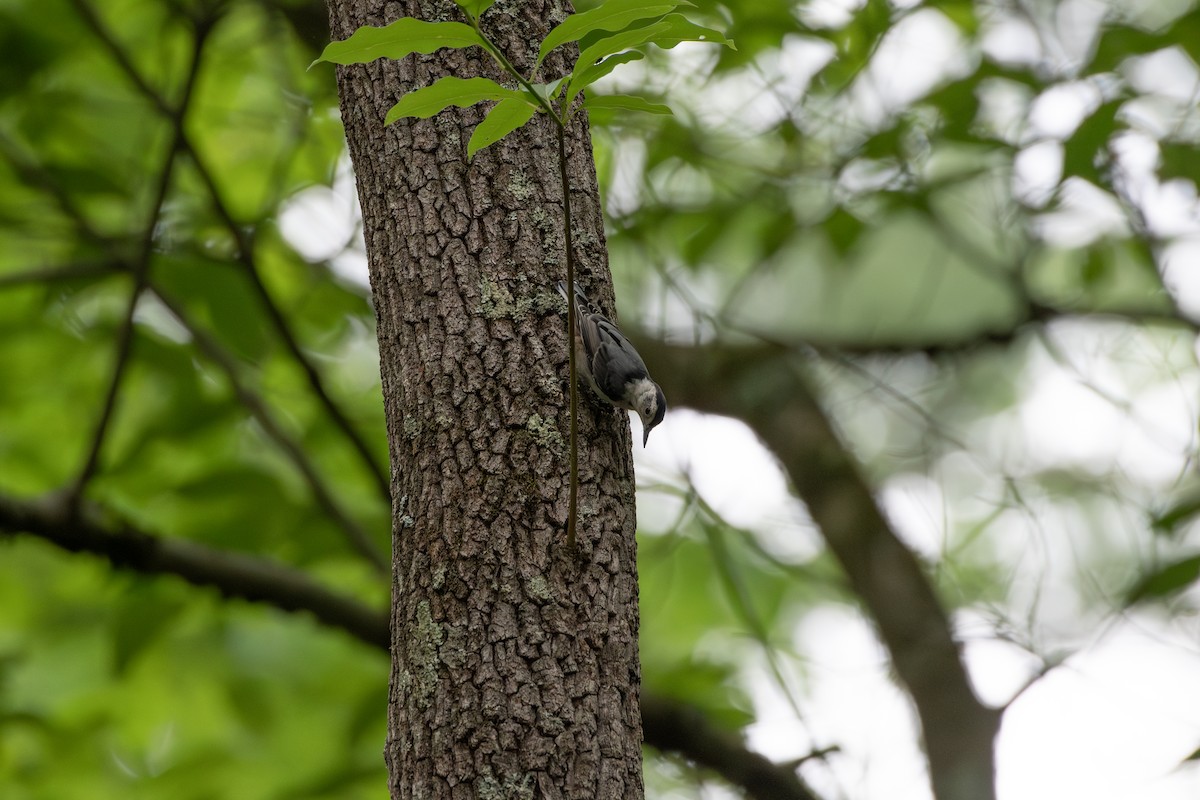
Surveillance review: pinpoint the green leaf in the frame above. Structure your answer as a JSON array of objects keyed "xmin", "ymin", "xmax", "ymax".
[
  {"xmin": 646, "ymin": 13, "xmax": 736, "ymax": 51},
  {"xmin": 565, "ymin": 15, "xmax": 733, "ymax": 107},
  {"xmin": 1127, "ymin": 555, "xmax": 1200, "ymax": 604},
  {"xmin": 530, "ymin": 76, "xmax": 567, "ymax": 103},
  {"xmin": 1159, "ymin": 141, "xmax": 1200, "ymax": 185},
  {"xmin": 153, "ymin": 254, "xmax": 270, "ymax": 361},
  {"xmin": 1171, "ymin": 10, "xmax": 1200, "ymax": 65},
  {"xmin": 576, "ymin": 14, "xmax": 732, "ymax": 72},
  {"xmin": 537, "ymin": 0, "xmax": 689, "ymax": 67},
  {"xmin": 1080, "ymin": 244, "xmax": 1108, "ymax": 286},
  {"xmin": 384, "ymin": 76, "xmax": 525, "ymax": 125},
  {"xmin": 1086, "ymin": 23, "xmax": 1163, "ymax": 73},
  {"xmin": 825, "ymin": 207, "xmax": 864, "ymax": 256},
  {"xmin": 467, "ymin": 97, "xmax": 538, "ymax": 158},
  {"xmin": 927, "ymin": 0, "xmax": 979, "ymax": 35},
  {"xmin": 613, "ymin": 95, "xmax": 669, "ymax": 119},
  {"xmin": 575, "ymin": 17, "xmax": 672, "ymax": 68},
  {"xmin": 112, "ymin": 584, "xmax": 186, "ymax": 676},
  {"xmin": 454, "ymin": 0, "xmax": 497, "ymax": 21},
  {"xmin": 583, "ymin": 94, "xmax": 672, "ymax": 117},
  {"xmin": 313, "ymin": 18, "xmax": 485, "ymax": 67},
  {"xmin": 1062, "ymin": 99, "xmax": 1123, "ymax": 182},
  {"xmin": 563, "ymin": 51, "xmax": 643, "ymax": 109},
  {"xmin": 643, "ymin": 660, "xmax": 754, "ymax": 730},
  {"xmin": 1151, "ymin": 494, "xmax": 1200, "ymax": 535},
  {"xmin": 923, "ymin": 75, "xmax": 980, "ymax": 140}
]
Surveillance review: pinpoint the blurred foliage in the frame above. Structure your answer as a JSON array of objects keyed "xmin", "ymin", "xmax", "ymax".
[{"xmin": 2, "ymin": 0, "xmax": 1200, "ymax": 797}]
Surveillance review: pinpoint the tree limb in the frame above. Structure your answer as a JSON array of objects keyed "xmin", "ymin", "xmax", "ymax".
[
  {"xmin": 0, "ymin": 493, "xmax": 389, "ymax": 650},
  {"xmin": 0, "ymin": 491, "xmax": 819, "ymax": 800},
  {"xmin": 641, "ymin": 695, "xmax": 821, "ymax": 800},
  {"xmin": 639, "ymin": 338, "xmax": 1001, "ymax": 800},
  {"xmin": 749, "ymin": 304, "xmax": 1199, "ymax": 359}
]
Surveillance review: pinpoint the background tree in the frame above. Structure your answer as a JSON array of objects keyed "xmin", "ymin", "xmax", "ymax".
[{"xmin": 2, "ymin": 0, "xmax": 1200, "ymax": 799}]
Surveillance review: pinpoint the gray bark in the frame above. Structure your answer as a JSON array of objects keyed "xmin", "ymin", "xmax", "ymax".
[{"xmin": 325, "ymin": 1, "xmax": 645, "ymax": 798}]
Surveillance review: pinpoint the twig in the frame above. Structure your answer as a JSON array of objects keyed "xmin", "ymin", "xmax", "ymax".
[
  {"xmin": 69, "ymin": 11, "xmax": 211, "ymax": 504},
  {"xmin": 149, "ymin": 284, "xmax": 390, "ymax": 574},
  {"xmin": 557, "ymin": 121, "xmax": 581, "ymax": 550},
  {"xmin": 0, "ymin": 493, "xmax": 388, "ymax": 650},
  {"xmin": 0, "ymin": 262, "xmax": 123, "ymax": 289},
  {"xmin": 641, "ymin": 694, "xmax": 821, "ymax": 800},
  {"xmin": 0, "ymin": 132, "xmax": 107, "ymax": 247}
]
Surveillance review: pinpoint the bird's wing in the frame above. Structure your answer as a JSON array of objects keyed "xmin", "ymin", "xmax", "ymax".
[{"xmin": 589, "ymin": 315, "xmax": 649, "ymax": 404}]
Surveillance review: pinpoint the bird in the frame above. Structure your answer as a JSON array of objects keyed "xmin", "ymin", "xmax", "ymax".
[{"xmin": 556, "ymin": 280, "xmax": 666, "ymax": 446}]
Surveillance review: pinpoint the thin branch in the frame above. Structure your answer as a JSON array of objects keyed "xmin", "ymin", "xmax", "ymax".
[
  {"xmin": 0, "ymin": 490, "xmax": 823, "ymax": 800},
  {"xmin": 0, "ymin": 143, "xmax": 388, "ymax": 574},
  {"xmin": 700, "ymin": 517, "xmax": 810, "ymax": 726},
  {"xmin": 149, "ymin": 284, "xmax": 390, "ymax": 574},
  {"xmin": 641, "ymin": 694, "xmax": 821, "ymax": 800},
  {"xmin": 557, "ymin": 120, "xmax": 581, "ymax": 550},
  {"xmin": 0, "ymin": 132, "xmax": 108, "ymax": 247},
  {"xmin": 729, "ymin": 302, "xmax": 1198, "ymax": 359},
  {"xmin": 66, "ymin": 0, "xmax": 175, "ymax": 113},
  {"xmin": 0, "ymin": 262, "xmax": 123, "ymax": 289},
  {"xmin": 219, "ymin": 225, "xmax": 393, "ymax": 507},
  {"xmin": 69, "ymin": 0, "xmax": 392, "ymax": 507},
  {"xmin": 69, "ymin": 12, "xmax": 212, "ymax": 504}
]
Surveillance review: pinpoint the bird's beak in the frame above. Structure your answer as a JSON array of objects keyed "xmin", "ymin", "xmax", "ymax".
[{"xmin": 643, "ymin": 426, "xmax": 650, "ymax": 447}]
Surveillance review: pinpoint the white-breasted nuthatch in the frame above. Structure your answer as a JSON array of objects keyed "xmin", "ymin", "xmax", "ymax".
[{"xmin": 556, "ymin": 280, "xmax": 666, "ymax": 446}]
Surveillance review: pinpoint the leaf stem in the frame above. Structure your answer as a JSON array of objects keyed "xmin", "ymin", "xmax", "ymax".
[
  {"xmin": 557, "ymin": 120, "xmax": 580, "ymax": 550},
  {"xmin": 468, "ymin": 17, "xmax": 561, "ymax": 119}
]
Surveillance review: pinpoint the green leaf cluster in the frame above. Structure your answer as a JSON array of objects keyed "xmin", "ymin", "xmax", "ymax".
[{"xmin": 313, "ymin": 0, "xmax": 734, "ymax": 158}]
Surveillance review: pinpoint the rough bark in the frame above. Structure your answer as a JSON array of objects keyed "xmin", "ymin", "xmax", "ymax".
[{"xmin": 325, "ymin": 1, "xmax": 645, "ymax": 798}]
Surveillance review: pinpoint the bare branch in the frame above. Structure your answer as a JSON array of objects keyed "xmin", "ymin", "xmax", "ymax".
[
  {"xmin": 735, "ymin": 301, "xmax": 1198, "ymax": 359},
  {"xmin": 0, "ymin": 493, "xmax": 389, "ymax": 650}
]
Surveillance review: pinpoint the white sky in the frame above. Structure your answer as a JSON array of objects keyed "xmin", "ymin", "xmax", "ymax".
[{"xmin": 279, "ymin": 2, "xmax": 1200, "ymax": 797}]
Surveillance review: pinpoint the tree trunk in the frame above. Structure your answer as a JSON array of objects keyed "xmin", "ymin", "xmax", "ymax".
[{"xmin": 325, "ymin": 1, "xmax": 645, "ymax": 798}]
